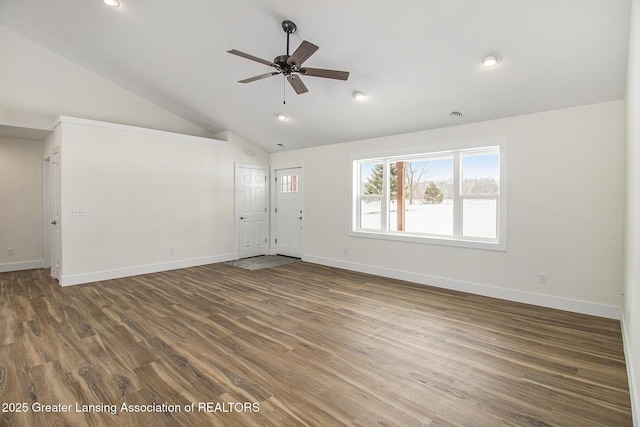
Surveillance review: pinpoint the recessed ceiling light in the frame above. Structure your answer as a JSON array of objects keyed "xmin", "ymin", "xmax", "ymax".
[
  {"xmin": 353, "ymin": 91, "xmax": 368, "ymax": 101},
  {"xmin": 449, "ymin": 111, "xmax": 464, "ymax": 118},
  {"xmin": 481, "ymin": 54, "xmax": 500, "ymax": 67},
  {"xmin": 277, "ymin": 114, "xmax": 289, "ymax": 121},
  {"xmin": 104, "ymin": 0, "xmax": 120, "ymax": 7}
]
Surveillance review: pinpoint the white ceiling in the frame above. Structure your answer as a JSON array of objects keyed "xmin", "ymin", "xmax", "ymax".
[
  {"xmin": 0, "ymin": 125, "xmax": 52, "ymax": 141},
  {"xmin": 0, "ymin": 0, "xmax": 631, "ymax": 152}
]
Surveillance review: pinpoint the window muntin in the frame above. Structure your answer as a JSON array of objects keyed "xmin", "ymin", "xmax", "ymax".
[{"xmin": 353, "ymin": 144, "xmax": 505, "ymax": 250}]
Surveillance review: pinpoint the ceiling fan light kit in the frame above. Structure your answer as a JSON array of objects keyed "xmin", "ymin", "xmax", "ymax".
[
  {"xmin": 353, "ymin": 91, "xmax": 367, "ymax": 101},
  {"xmin": 227, "ymin": 20, "xmax": 350, "ymax": 96}
]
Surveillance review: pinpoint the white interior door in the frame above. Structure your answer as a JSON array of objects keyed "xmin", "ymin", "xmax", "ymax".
[
  {"xmin": 50, "ymin": 148, "xmax": 61, "ymax": 280},
  {"xmin": 274, "ymin": 167, "xmax": 304, "ymax": 258},
  {"xmin": 236, "ymin": 164, "xmax": 268, "ymax": 258}
]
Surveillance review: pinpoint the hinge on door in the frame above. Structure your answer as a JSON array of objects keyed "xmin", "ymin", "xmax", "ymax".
[
  {"xmin": 275, "ymin": 238, "xmax": 278, "ymax": 244},
  {"xmin": 275, "ymin": 208, "xmax": 277, "ymax": 213},
  {"xmin": 265, "ymin": 238, "xmax": 267, "ymax": 243},
  {"xmin": 275, "ymin": 177, "xmax": 278, "ymax": 182},
  {"xmin": 265, "ymin": 207, "xmax": 267, "ymax": 213}
]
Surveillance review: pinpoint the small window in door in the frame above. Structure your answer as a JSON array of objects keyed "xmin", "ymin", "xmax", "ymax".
[{"xmin": 280, "ymin": 175, "xmax": 299, "ymax": 193}]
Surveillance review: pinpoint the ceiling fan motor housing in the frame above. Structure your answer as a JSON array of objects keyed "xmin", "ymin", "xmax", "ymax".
[
  {"xmin": 274, "ymin": 54, "xmax": 290, "ymax": 69},
  {"xmin": 274, "ymin": 54, "xmax": 302, "ymax": 76}
]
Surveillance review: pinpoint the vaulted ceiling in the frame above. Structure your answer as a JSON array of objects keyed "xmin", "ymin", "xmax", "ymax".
[{"xmin": 0, "ymin": 0, "xmax": 631, "ymax": 151}]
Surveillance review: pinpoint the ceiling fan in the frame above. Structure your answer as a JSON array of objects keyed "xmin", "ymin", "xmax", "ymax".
[{"xmin": 227, "ymin": 20, "xmax": 349, "ymax": 95}]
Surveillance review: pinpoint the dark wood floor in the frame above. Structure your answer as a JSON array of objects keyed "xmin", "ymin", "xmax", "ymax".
[{"xmin": 0, "ymin": 263, "xmax": 632, "ymax": 426}]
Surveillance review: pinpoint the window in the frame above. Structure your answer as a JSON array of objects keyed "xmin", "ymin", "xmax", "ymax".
[
  {"xmin": 352, "ymin": 141, "xmax": 506, "ymax": 250},
  {"xmin": 280, "ymin": 174, "xmax": 299, "ymax": 193}
]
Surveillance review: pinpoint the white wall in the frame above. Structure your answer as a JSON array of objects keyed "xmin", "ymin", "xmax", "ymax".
[
  {"xmin": 0, "ymin": 23, "xmax": 273, "ymax": 283},
  {"xmin": 0, "ymin": 25, "xmax": 210, "ymax": 137},
  {"xmin": 271, "ymin": 100, "xmax": 625, "ymax": 318},
  {"xmin": 623, "ymin": 0, "xmax": 640, "ymax": 423},
  {"xmin": 53, "ymin": 117, "xmax": 268, "ymax": 286},
  {"xmin": 0, "ymin": 137, "xmax": 44, "ymax": 271}
]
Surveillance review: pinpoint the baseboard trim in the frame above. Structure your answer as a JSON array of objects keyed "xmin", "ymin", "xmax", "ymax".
[
  {"xmin": 0, "ymin": 260, "xmax": 45, "ymax": 273},
  {"xmin": 60, "ymin": 253, "xmax": 236, "ymax": 286},
  {"xmin": 303, "ymin": 255, "xmax": 621, "ymax": 320},
  {"xmin": 621, "ymin": 311, "xmax": 640, "ymax": 427}
]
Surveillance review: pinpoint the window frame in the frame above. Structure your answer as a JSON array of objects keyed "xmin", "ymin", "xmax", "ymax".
[{"xmin": 351, "ymin": 139, "xmax": 507, "ymax": 251}]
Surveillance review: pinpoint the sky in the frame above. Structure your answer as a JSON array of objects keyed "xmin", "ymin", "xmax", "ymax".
[{"xmin": 461, "ymin": 153, "xmax": 499, "ymax": 181}]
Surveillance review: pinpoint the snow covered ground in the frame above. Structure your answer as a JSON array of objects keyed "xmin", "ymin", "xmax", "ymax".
[{"xmin": 360, "ymin": 199, "xmax": 496, "ymax": 238}]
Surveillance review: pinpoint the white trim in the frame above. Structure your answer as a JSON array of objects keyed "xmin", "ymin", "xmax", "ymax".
[
  {"xmin": 59, "ymin": 254, "xmax": 235, "ymax": 286},
  {"xmin": 303, "ymin": 254, "xmax": 621, "ymax": 319},
  {"xmin": 54, "ymin": 116, "xmax": 227, "ymax": 145},
  {"xmin": 621, "ymin": 311, "xmax": 640, "ymax": 427},
  {"xmin": 350, "ymin": 229, "xmax": 505, "ymax": 251},
  {"xmin": 349, "ymin": 137, "xmax": 506, "ymax": 162},
  {"xmin": 42, "ymin": 155, "xmax": 51, "ymax": 269},
  {"xmin": 0, "ymin": 260, "xmax": 45, "ymax": 273}
]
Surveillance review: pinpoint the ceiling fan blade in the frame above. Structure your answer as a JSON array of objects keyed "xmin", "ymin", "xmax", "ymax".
[
  {"xmin": 287, "ymin": 40, "xmax": 319, "ymax": 67},
  {"xmin": 299, "ymin": 67, "xmax": 349, "ymax": 81},
  {"xmin": 227, "ymin": 49, "xmax": 273, "ymax": 66},
  {"xmin": 238, "ymin": 72, "xmax": 279, "ymax": 83},
  {"xmin": 287, "ymin": 75, "xmax": 309, "ymax": 94}
]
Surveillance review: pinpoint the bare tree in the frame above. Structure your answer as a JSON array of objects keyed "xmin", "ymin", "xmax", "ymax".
[{"xmin": 404, "ymin": 162, "xmax": 433, "ymax": 204}]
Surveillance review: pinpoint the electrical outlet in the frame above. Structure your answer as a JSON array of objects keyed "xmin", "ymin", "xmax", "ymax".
[
  {"xmin": 8, "ymin": 248, "xmax": 14, "ymax": 255},
  {"xmin": 539, "ymin": 273, "xmax": 547, "ymax": 284}
]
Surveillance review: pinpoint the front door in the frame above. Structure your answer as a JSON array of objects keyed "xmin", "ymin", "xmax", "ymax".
[
  {"xmin": 236, "ymin": 164, "xmax": 268, "ymax": 259},
  {"xmin": 274, "ymin": 167, "xmax": 304, "ymax": 258}
]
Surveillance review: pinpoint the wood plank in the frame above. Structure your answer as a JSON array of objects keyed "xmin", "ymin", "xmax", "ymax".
[{"xmin": 0, "ymin": 264, "xmax": 632, "ymax": 426}]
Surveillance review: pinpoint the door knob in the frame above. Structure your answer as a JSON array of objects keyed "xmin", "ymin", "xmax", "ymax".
[
  {"xmin": 240, "ymin": 216, "xmax": 247, "ymax": 220},
  {"xmin": 297, "ymin": 216, "xmax": 303, "ymax": 220},
  {"xmin": 51, "ymin": 220, "xmax": 57, "ymax": 225}
]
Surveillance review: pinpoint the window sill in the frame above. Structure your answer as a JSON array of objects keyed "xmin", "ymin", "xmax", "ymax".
[{"xmin": 350, "ymin": 230, "xmax": 506, "ymax": 251}]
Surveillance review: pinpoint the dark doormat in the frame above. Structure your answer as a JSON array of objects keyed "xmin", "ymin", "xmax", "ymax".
[{"xmin": 225, "ymin": 255, "xmax": 300, "ymax": 271}]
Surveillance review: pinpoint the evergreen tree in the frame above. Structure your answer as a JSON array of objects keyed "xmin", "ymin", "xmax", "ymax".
[
  {"xmin": 424, "ymin": 181, "xmax": 444, "ymax": 204},
  {"xmin": 365, "ymin": 163, "xmax": 397, "ymax": 198}
]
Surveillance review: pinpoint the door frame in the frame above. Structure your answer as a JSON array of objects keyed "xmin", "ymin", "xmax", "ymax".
[
  {"xmin": 43, "ymin": 155, "xmax": 51, "ymax": 270},
  {"xmin": 270, "ymin": 164, "xmax": 305, "ymax": 257},
  {"xmin": 234, "ymin": 162, "xmax": 269, "ymax": 259},
  {"xmin": 44, "ymin": 146, "xmax": 61, "ymax": 281}
]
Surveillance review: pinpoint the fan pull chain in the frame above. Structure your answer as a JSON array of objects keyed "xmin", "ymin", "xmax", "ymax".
[{"xmin": 283, "ymin": 76, "xmax": 286, "ymax": 104}]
